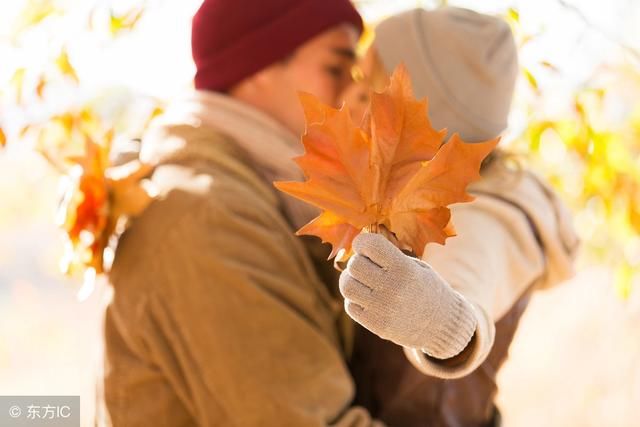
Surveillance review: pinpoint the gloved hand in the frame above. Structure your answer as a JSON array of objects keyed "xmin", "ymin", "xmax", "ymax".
[{"xmin": 339, "ymin": 233, "xmax": 477, "ymax": 359}]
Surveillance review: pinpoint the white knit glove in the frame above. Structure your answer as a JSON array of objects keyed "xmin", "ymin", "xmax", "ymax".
[{"xmin": 339, "ymin": 233, "xmax": 478, "ymax": 359}]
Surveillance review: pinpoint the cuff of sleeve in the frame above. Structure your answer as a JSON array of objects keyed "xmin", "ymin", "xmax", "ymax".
[
  {"xmin": 420, "ymin": 288, "xmax": 478, "ymax": 359},
  {"xmin": 404, "ymin": 301, "xmax": 495, "ymax": 379}
]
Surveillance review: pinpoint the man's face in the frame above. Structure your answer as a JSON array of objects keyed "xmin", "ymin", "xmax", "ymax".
[{"xmin": 232, "ymin": 24, "xmax": 358, "ymax": 136}]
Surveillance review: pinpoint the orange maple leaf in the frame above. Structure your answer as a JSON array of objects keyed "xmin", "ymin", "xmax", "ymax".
[
  {"xmin": 57, "ymin": 129, "xmax": 155, "ymax": 276},
  {"xmin": 275, "ymin": 65, "xmax": 498, "ymax": 260}
]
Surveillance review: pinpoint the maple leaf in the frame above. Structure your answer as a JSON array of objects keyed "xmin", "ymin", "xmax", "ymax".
[
  {"xmin": 109, "ymin": 7, "xmax": 145, "ymax": 36},
  {"xmin": 275, "ymin": 64, "xmax": 498, "ymax": 261},
  {"xmin": 56, "ymin": 127, "xmax": 155, "ymax": 276},
  {"xmin": 55, "ymin": 48, "xmax": 79, "ymax": 84},
  {"xmin": 56, "ymin": 137, "xmax": 112, "ymax": 274},
  {"xmin": 10, "ymin": 68, "xmax": 26, "ymax": 104}
]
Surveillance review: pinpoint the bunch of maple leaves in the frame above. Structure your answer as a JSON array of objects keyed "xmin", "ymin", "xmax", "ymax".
[
  {"xmin": 275, "ymin": 65, "xmax": 498, "ymax": 262},
  {"xmin": 56, "ymin": 140, "xmax": 154, "ymax": 277}
]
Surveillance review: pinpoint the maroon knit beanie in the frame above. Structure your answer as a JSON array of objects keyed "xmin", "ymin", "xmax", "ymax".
[{"xmin": 192, "ymin": 0, "xmax": 363, "ymax": 92}]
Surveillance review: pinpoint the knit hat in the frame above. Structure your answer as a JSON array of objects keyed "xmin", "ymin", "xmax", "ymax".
[
  {"xmin": 374, "ymin": 7, "xmax": 518, "ymax": 141},
  {"xmin": 192, "ymin": 0, "xmax": 363, "ymax": 92}
]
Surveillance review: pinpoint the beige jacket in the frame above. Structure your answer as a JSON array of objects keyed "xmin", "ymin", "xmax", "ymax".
[
  {"xmin": 101, "ymin": 123, "xmax": 385, "ymax": 426},
  {"xmin": 405, "ymin": 161, "xmax": 579, "ymax": 379}
]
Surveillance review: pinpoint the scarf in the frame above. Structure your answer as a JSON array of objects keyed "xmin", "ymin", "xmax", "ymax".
[{"xmin": 142, "ymin": 90, "xmax": 320, "ymax": 230}]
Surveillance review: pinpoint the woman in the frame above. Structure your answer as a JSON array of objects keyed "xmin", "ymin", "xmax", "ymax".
[{"xmin": 338, "ymin": 7, "xmax": 580, "ymax": 426}]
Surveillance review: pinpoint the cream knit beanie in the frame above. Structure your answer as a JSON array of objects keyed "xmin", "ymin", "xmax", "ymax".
[{"xmin": 374, "ymin": 7, "xmax": 518, "ymax": 142}]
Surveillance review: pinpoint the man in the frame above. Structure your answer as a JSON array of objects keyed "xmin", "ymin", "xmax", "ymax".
[{"xmin": 101, "ymin": 1, "xmax": 489, "ymax": 426}]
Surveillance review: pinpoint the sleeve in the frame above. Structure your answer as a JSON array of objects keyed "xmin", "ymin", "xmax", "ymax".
[
  {"xmin": 105, "ymin": 195, "xmax": 384, "ymax": 427},
  {"xmin": 403, "ymin": 198, "xmax": 545, "ymax": 379}
]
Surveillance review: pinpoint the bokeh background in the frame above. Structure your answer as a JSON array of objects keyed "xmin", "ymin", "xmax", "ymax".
[{"xmin": 1, "ymin": 1, "xmax": 639, "ymax": 426}]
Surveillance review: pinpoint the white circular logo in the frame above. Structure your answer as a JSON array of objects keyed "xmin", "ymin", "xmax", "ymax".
[{"xmin": 9, "ymin": 405, "xmax": 22, "ymax": 418}]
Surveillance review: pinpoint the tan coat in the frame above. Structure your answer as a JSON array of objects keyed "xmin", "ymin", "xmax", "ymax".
[{"xmin": 101, "ymin": 123, "xmax": 384, "ymax": 426}]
